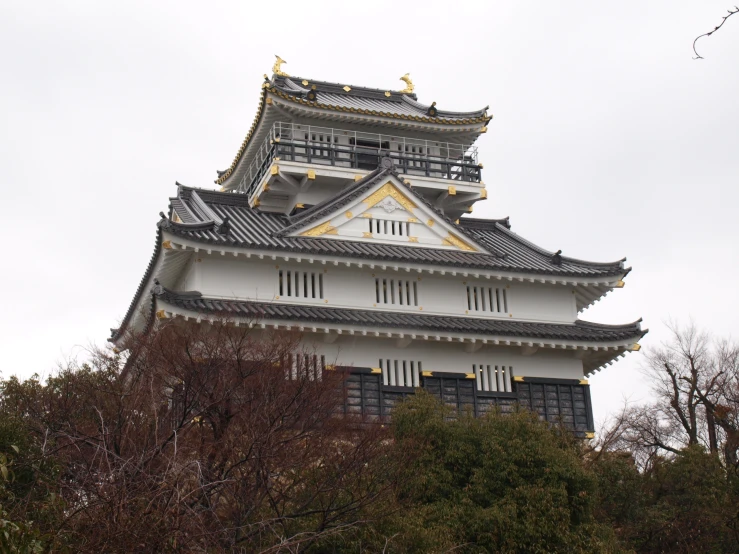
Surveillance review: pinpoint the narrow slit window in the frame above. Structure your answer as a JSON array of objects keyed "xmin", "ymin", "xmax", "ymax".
[
  {"xmin": 375, "ymin": 278, "xmax": 418, "ymax": 306},
  {"xmin": 380, "ymin": 359, "xmax": 422, "ymax": 388},
  {"xmin": 278, "ymin": 269, "xmax": 324, "ymax": 300}
]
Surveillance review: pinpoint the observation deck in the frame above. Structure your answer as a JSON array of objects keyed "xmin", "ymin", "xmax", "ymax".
[{"xmin": 225, "ymin": 122, "xmax": 486, "ymax": 216}]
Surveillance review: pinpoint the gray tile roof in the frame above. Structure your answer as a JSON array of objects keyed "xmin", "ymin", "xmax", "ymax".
[
  {"xmin": 272, "ymin": 76, "xmax": 489, "ymax": 122},
  {"xmin": 165, "ymin": 175, "xmax": 627, "ymax": 278},
  {"xmin": 154, "ymin": 287, "xmax": 645, "ymax": 343}
]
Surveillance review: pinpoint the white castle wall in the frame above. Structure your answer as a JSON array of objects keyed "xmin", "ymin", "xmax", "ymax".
[
  {"xmin": 180, "ymin": 255, "xmax": 578, "ymax": 323},
  {"xmin": 299, "ymin": 334, "xmax": 584, "ymax": 380}
]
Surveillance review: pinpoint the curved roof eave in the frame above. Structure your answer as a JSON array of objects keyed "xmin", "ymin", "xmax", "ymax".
[
  {"xmin": 153, "ymin": 288, "xmax": 647, "ymax": 344},
  {"xmin": 109, "ymin": 225, "xmax": 163, "ymax": 343}
]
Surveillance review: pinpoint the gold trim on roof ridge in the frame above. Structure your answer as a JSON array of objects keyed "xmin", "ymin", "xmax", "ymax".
[
  {"xmin": 302, "ymin": 221, "xmax": 338, "ymax": 237},
  {"xmin": 216, "ymin": 88, "xmax": 268, "ymax": 184},
  {"xmin": 441, "ymin": 234, "xmax": 477, "ymax": 252},
  {"xmin": 399, "ymin": 73, "xmax": 414, "ymax": 94},
  {"xmin": 362, "ymin": 182, "xmax": 417, "ymax": 211},
  {"xmin": 272, "ymin": 55, "xmax": 289, "ymax": 77}
]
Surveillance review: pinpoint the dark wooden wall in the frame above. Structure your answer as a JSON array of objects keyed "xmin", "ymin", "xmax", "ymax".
[{"xmin": 339, "ymin": 368, "xmax": 594, "ymax": 434}]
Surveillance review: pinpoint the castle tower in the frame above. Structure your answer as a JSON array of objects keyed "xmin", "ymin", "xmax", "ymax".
[{"xmin": 112, "ymin": 61, "xmax": 645, "ymax": 435}]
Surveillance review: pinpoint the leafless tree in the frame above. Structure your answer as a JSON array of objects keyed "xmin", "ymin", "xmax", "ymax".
[
  {"xmin": 1, "ymin": 318, "xmax": 399, "ymax": 553},
  {"xmin": 593, "ymin": 321, "xmax": 739, "ymax": 471}
]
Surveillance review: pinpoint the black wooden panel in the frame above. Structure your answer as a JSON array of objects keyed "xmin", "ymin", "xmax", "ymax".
[
  {"xmin": 515, "ymin": 380, "xmax": 594, "ymax": 433},
  {"xmin": 339, "ymin": 369, "xmax": 595, "ymax": 434}
]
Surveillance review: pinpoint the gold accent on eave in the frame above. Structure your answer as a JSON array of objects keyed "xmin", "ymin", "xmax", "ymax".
[
  {"xmin": 362, "ymin": 213, "xmax": 372, "ymax": 218},
  {"xmin": 579, "ymin": 379, "xmax": 589, "ymax": 385},
  {"xmin": 272, "ymin": 55, "xmax": 289, "ymax": 77},
  {"xmin": 371, "ymin": 368, "xmax": 382, "ymax": 374},
  {"xmin": 480, "ymin": 189, "xmax": 487, "ymax": 199},
  {"xmin": 513, "ymin": 376, "xmax": 525, "ymax": 382},
  {"xmin": 384, "ymin": 91, "xmax": 391, "ymax": 97},
  {"xmin": 270, "ymin": 165, "xmax": 279, "ymax": 176},
  {"xmin": 585, "ymin": 432, "xmax": 595, "ymax": 439},
  {"xmin": 421, "ymin": 371, "xmax": 433, "ymax": 377},
  {"xmin": 448, "ymin": 185, "xmax": 456, "ymax": 195},
  {"xmin": 362, "ymin": 182, "xmax": 417, "ymax": 211},
  {"xmin": 302, "ymin": 79, "xmax": 309, "ymax": 86},
  {"xmin": 465, "ymin": 373, "xmax": 476, "ymax": 379},
  {"xmin": 616, "ymin": 280, "xmax": 625, "ymax": 288},
  {"xmin": 407, "ymin": 217, "xmax": 418, "ymax": 223},
  {"xmin": 265, "ymin": 97, "xmax": 273, "ymax": 105},
  {"xmin": 363, "ymin": 232, "xmax": 373, "ymax": 238},
  {"xmin": 631, "ymin": 343, "xmax": 642, "ymax": 352},
  {"xmin": 354, "ymin": 174, "xmax": 363, "ymax": 182},
  {"xmin": 162, "ymin": 240, "xmax": 172, "ymax": 249},
  {"xmin": 302, "ymin": 221, "xmax": 338, "ymax": 237},
  {"xmin": 399, "ymin": 73, "xmax": 414, "ymax": 94},
  {"xmin": 408, "ymin": 236, "xmax": 418, "ymax": 243},
  {"xmin": 156, "ymin": 310, "xmax": 167, "ymax": 320},
  {"xmin": 253, "ymin": 198, "xmax": 261, "ymax": 207},
  {"xmin": 215, "ymin": 87, "xmax": 267, "ymax": 185},
  {"xmin": 307, "ymin": 170, "xmax": 316, "ymax": 180},
  {"xmin": 345, "ymin": 211, "xmax": 353, "ymax": 218},
  {"xmin": 480, "ymin": 126, "xmax": 488, "ymax": 133},
  {"xmin": 343, "ymin": 85, "xmax": 351, "ymax": 92},
  {"xmin": 295, "ymin": 203, "xmax": 304, "ymax": 209},
  {"xmin": 441, "ymin": 235, "xmax": 476, "ymax": 252}
]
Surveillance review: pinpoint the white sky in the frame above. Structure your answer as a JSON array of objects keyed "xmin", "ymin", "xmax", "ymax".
[{"xmin": 1, "ymin": 1, "xmax": 737, "ymax": 426}]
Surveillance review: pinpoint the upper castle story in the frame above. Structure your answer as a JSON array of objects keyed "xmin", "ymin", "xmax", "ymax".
[{"xmin": 215, "ymin": 59, "xmax": 491, "ymax": 219}]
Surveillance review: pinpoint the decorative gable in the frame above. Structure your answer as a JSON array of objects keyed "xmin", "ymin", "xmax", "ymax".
[{"xmin": 289, "ymin": 174, "xmax": 486, "ymax": 253}]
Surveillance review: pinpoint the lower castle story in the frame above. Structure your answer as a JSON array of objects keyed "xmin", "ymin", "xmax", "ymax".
[{"xmin": 339, "ymin": 366, "xmax": 594, "ymax": 434}]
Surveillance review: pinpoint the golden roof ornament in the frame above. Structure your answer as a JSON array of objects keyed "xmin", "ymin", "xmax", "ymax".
[
  {"xmin": 273, "ymin": 55, "xmax": 289, "ymax": 77},
  {"xmin": 399, "ymin": 73, "xmax": 414, "ymax": 94}
]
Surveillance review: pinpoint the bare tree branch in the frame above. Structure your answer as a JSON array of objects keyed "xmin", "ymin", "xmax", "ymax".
[{"xmin": 693, "ymin": 6, "xmax": 739, "ymax": 59}]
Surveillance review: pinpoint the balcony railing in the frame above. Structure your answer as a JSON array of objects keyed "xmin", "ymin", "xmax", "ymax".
[{"xmin": 236, "ymin": 122, "xmax": 482, "ymax": 197}]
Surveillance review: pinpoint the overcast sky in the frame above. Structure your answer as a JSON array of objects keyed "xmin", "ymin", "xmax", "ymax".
[{"xmin": 1, "ymin": 1, "xmax": 737, "ymax": 425}]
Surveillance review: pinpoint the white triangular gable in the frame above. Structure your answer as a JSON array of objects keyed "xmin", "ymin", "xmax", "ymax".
[{"xmin": 289, "ymin": 176, "xmax": 488, "ymax": 253}]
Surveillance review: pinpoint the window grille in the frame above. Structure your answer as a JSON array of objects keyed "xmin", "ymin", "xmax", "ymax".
[
  {"xmin": 278, "ymin": 270, "xmax": 324, "ymax": 300},
  {"xmin": 367, "ymin": 218, "xmax": 411, "ymax": 237},
  {"xmin": 465, "ymin": 285, "xmax": 508, "ymax": 313},
  {"xmin": 380, "ymin": 358, "xmax": 422, "ymax": 387},
  {"xmin": 375, "ymin": 278, "xmax": 418, "ymax": 306},
  {"xmin": 284, "ymin": 353, "xmax": 325, "ymax": 381},
  {"xmin": 473, "ymin": 364, "xmax": 513, "ymax": 392}
]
